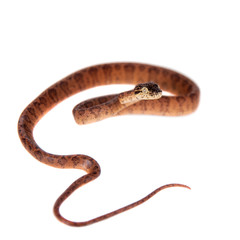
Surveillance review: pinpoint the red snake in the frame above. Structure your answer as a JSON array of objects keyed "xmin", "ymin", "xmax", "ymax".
[{"xmin": 18, "ymin": 63, "xmax": 200, "ymax": 226}]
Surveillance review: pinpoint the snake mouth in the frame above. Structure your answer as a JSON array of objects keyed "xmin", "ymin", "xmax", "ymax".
[{"xmin": 134, "ymin": 82, "xmax": 162, "ymax": 100}]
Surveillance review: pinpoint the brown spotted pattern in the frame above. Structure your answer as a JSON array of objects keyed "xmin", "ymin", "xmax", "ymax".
[{"xmin": 18, "ymin": 63, "xmax": 200, "ymax": 227}]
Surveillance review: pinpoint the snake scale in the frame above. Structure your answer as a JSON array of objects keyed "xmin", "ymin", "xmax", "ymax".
[{"xmin": 18, "ymin": 63, "xmax": 200, "ymax": 227}]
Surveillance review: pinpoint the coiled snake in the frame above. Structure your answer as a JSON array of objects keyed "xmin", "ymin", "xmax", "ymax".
[{"xmin": 18, "ymin": 63, "xmax": 200, "ymax": 227}]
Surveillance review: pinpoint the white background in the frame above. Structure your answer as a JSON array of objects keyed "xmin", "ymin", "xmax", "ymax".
[{"xmin": 1, "ymin": 1, "xmax": 240, "ymax": 239}]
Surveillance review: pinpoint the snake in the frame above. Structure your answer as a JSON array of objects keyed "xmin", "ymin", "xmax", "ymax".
[{"xmin": 18, "ymin": 62, "xmax": 200, "ymax": 227}]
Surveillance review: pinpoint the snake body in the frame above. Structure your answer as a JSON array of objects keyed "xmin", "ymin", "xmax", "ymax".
[{"xmin": 18, "ymin": 63, "xmax": 200, "ymax": 226}]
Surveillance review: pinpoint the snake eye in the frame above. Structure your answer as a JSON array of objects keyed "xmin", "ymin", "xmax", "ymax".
[{"xmin": 141, "ymin": 87, "xmax": 148, "ymax": 94}]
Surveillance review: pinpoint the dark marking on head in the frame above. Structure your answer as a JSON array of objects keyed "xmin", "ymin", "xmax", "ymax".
[{"xmin": 135, "ymin": 82, "xmax": 162, "ymax": 96}]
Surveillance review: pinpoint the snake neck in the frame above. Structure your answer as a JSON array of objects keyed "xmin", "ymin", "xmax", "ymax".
[{"xmin": 118, "ymin": 90, "xmax": 138, "ymax": 105}]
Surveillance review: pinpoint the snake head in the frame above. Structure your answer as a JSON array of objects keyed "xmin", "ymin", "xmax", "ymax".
[{"xmin": 134, "ymin": 82, "xmax": 162, "ymax": 100}]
